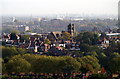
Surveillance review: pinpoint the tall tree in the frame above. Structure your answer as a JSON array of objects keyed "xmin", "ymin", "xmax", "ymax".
[
  {"xmin": 108, "ymin": 57, "xmax": 120, "ymax": 73},
  {"xmin": 6, "ymin": 56, "xmax": 31, "ymax": 73},
  {"xmin": 44, "ymin": 39, "xmax": 51, "ymax": 44},
  {"xmin": 61, "ymin": 32, "xmax": 71, "ymax": 41},
  {"xmin": 76, "ymin": 32, "xmax": 99, "ymax": 45}
]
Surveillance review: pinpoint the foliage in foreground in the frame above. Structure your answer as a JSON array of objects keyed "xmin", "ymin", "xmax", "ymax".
[{"xmin": 3, "ymin": 54, "xmax": 100, "ymax": 74}]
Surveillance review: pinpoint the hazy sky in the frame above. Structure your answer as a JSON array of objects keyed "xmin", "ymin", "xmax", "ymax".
[{"xmin": 1, "ymin": 0, "xmax": 119, "ymax": 16}]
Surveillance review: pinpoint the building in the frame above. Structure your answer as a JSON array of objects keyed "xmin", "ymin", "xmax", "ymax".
[
  {"xmin": 17, "ymin": 25, "xmax": 29, "ymax": 32},
  {"xmin": 67, "ymin": 23, "xmax": 76, "ymax": 36},
  {"xmin": 49, "ymin": 32, "xmax": 62, "ymax": 41},
  {"xmin": 48, "ymin": 23, "xmax": 76, "ymax": 42}
]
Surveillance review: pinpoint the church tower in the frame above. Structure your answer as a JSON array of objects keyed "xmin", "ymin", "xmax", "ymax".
[{"xmin": 67, "ymin": 23, "xmax": 75, "ymax": 36}]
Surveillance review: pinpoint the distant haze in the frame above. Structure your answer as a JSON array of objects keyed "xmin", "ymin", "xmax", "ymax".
[{"xmin": 0, "ymin": 0, "xmax": 119, "ymax": 16}]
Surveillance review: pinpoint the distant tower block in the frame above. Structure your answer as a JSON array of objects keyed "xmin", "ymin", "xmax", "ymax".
[
  {"xmin": 118, "ymin": 1, "xmax": 120, "ymax": 28},
  {"xmin": 67, "ymin": 23, "xmax": 76, "ymax": 36}
]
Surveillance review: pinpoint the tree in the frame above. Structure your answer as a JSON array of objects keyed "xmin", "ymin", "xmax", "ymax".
[
  {"xmin": 76, "ymin": 56, "xmax": 100, "ymax": 73},
  {"xmin": 98, "ymin": 52, "xmax": 108, "ymax": 69},
  {"xmin": 108, "ymin": 57, "xmax": 120, "ymax": 73},
  {"xmin": 92, "ymin": 33, "xmax": 100, "ymax": 45},
  {"xmin": 44, "ymin": 39, "xmax": 51, "ymax": 44},
  {"xmin": 10, "ymin": 33, "xmax": 18, "ymax": 40},
  {"xmin": 76, "ymin": 32, "xmax": 100, "ymax": 45},
  {"xmin": 26, "ymin": 30, "xmax": 32, "ymax": 32},
  {"xmin": 88, "ymin": 51, "xmax": 98, "ymax": 57},
  {"xmin": 11, "ymin": 30, "xmax": 20, "ymax": 34},
  {"xmin": 80, "ymin": 44, "xmax": 102, "ymax": 53},
  {"xmin": 47, "ymin": 34, "xmax": 55, "ymax": 42},
  {"xmin": 32, "ymin": 56, "xmax": 81, "ymax": 73},
  {"xmin": 20, "ymin": 35, "xmax": 30, "ymax": 42},
  {"xmin": 17, "ymin": 48, "xmax": 27, "ymax": 54},
  {"xmin": 61, "ymin": 56, "xmax": 81, "ymax": 73},
  {"xmin": 2, "ymin": 46, "xmax": 18, "ymax": 59},
  {"xmin": 61, "ymin": 32, "xmax": 71, "ymax": 41},
  {"xmin": 6, "ymin": 55, "xmax": 31, "ymax": 73},
  {"xmin": 118, "ymin": 43, "xmax": 120, "ymax": 53},
  {"xmin": 0, "ymin": 58, "xmax": 2, "ymax": 73},
  {"xmin": 80, "ymin": 44, "xmax": 91, "ymax": 52},
  {"xmin": 110, "ymin": 52, "xmax": 120, "ymax": 59},
  {"xmin": 2, "ymin": 46, "xmax": 27, "ymax": 59},
  {"xmin": 2, "ymin": 41, "xmax": 6, "ymax": 46},
  {"xmin": 100, "ymin": 33, "xmax": 107, "ymax": 39}
]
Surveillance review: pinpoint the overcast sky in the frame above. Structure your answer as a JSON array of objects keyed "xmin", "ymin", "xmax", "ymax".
[{"xmin": 0, "ymin": 0, "xmax": 119, "ymax": 16}]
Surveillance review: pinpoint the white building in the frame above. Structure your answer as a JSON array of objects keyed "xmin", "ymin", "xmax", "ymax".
[{"xmin": 17, "ymin": 25, "xmax": 29, "ymax": 32}]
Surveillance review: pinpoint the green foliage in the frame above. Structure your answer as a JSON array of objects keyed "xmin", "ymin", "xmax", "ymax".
[
  {"xmin": 104, "ymin": 42, "xmax": 120, "ymax": 55},
  {"xmin": 32, "ymin": 55, "xmax": 56, "ymax": 73},
  {"xmin": 47, "ymin": 34, "xmax": 55, "ymax": 42},
  {"xmin": 108, "ymin": 57, "xmax": 120, "ymax": 73},
  {"xmin": 76, "ymin": 32, "xmax": 99, "ymax": 45},
  {"xmin": 32, "ymin": 56, "xmax": 81, "ymax": 73},
  {"xmin": 80, "ymin": 44, "xmax": 102, "ymax": 53},
  {"xmin": 110, "ymin": 52, "xmax": 120, "ymax": 59},
  {"xmin": 44, "ymin": 39, "xmax": 51, "ymax": 44},
  {"xmin": 2, "ymin": 46, "xmax": 27, "ymax": 59},
  {"xmin": 4, "ymin": 54, "xmax": 81, "ymax": 73},
  {"xmin": 17, "ymin": 48, "xmax": 27, "ymax": 54},
  {"xmin": 80, "ymin": 44, "xmax": 90, "ymax": 52},
  {"xmin": 2, "ymin": 63, "xmax": 6, "ymax": 73},
  {"xmin": 0, "ymin": 58, "xmax": 2, "ymax": 73},
  {"xmin": 98, "ymin": 52, "xmax": 107, "ymax": 66},
  {"xmin": 11, "ymin": 30, "xmax": 20, "ymax": 34},
  {"xmin": 2, "ymin": 49, "xmax": 120, "ymax": 74},
  {"xmin": 3, "ymin": 54, "xmax": 102, "ymax": 74},
  {"xmin": 2, "ymin": 41, "xmax": 6, "ymax": 46},
  {"xmin": 99, "ymin": 53, "xmax": 107, "ymax": 58},
  {"xmin": 87, "ymin": 51, "xmax": 98, "ymax": 57},
  {"xmin": 2, "ymin": 46, "xmax": 18, "ymax": 58},
  {"xmin": 118, "ymin": 43, "xmax": 120, "ymax": 53},
  {"xmin": 26, "ymin": 30, "xmax": 32, "ymax": 32},
  {"xmin": 61, "ymin": 32, "xmax": 71, "ymax": 41},
  {"xmin": 61, "ymin": 56, "xmax": 81, "ymax": 73},
  {"xmin": 6, "ymin": 55, "xmax": 31, "ymax": 73},
  {"xmin": 10, "ymin": 33, "xmax": 18, "ymax": 40},
  {"xmin": 100, "ymin": 33, "xmax": 107, "ymax": 39},
  {"xmin": 76, "ymin": 56, "xmax": 100, "ymax": 73},
  {"xmin": 20, "ymin": 35, "xmax": 30, "ymax": 42}
]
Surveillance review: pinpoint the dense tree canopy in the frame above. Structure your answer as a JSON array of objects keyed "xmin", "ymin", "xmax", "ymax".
[
  {"xmin": 0, "ymin": 58, "xmax": 2, "ymax": 73},
  {"xmin": 61, "ymin": 32, "xmax": 71, "ymax": 41},
  {"xmin": 2, "ymin": 46, "xmax": 18, "ymax": 59},
  {"xmin": 2, "ymin": 46, "xmax": 27, "ymax": 59},
  {"xmin": 76, "ymin": 56, "xmax": 100, "ymax": 73},
  {"xmin": 108, "ymin": 57, "xmax": 120, "ymax": 73},
  {"xmin": 3, "ymin": 54, "xmax": 102, "ymax": 74},
  {"xmin": 76, "ymin": 32, "xmax": 99, "ymax": 45},
  {"xmin": 6, "ymin": 55, "xmax": 31, "ymax": 73},
  {"xmin": 44, "ymin": 39, "xmax": 51, "ymax": 44},
  {"xmin": 20, "ymin": 35, "xmax": 30, "ymax": 42}
]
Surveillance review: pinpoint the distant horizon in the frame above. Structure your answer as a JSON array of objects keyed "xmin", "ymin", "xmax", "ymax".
[
  {"xmin": 1, "ymin": 0, "xmax": 119, "ymax": 16},
  {"xmin": 1, "ymin": 13, "xmax": 118, "ymax": 19}
]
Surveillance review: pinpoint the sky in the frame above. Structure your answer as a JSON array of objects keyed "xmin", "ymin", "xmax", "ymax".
[{"xmin": 0, "ymin": 0, "xmax": 119, "ymax": 16}]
